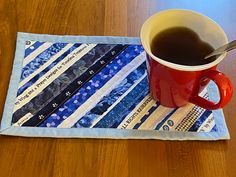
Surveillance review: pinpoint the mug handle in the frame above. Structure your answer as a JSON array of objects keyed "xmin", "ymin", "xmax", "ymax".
[{"xmin": 190, "ymin": 70, "xmax": 233, "ymax": 110}]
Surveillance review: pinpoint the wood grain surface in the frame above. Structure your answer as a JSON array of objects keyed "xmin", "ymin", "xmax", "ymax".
[{"xmin": 0, "ymin": 0, "xmax": 236, "ymax": 177}]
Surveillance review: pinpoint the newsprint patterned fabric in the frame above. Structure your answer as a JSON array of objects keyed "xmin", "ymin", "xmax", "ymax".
[{"xmin": 0, "ymin": 33, "xmax": 230, "ymax": 140}]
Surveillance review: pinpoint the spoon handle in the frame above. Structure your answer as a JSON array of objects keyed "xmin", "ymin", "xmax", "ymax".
[{"xmin": 204, "ymin": 40, "xmax": 236, "ymax": 59}]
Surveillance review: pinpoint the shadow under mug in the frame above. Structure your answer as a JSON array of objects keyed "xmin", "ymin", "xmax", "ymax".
[{"xmin": 140, "ymin": 9, "xmax": 233, "ymax": 110}]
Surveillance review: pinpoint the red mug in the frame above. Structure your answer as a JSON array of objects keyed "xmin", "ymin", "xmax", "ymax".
[{"xmin": 140, "ymin": 9, "xmax": 233, "ymax": 110}]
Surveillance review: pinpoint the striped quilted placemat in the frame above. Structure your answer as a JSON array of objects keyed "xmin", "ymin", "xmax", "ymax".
[{"xmin": 0, "ymin": 33, "xmax": 229, "ymax": 140}]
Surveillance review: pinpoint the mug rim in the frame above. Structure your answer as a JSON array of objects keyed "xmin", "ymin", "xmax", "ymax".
[{"xmin": 140, "ymin": 9, "xmax": 228, "ymax": 71}]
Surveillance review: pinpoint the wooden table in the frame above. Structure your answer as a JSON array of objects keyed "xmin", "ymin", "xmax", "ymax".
[{"xmin": 0, "ymin": 0, "xmax": 236, "ymax": 177}]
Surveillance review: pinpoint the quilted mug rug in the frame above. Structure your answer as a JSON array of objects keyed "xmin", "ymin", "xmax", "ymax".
[{"xmin": 0, "ymin": 33, "xmax": 229, "ymax": 140}]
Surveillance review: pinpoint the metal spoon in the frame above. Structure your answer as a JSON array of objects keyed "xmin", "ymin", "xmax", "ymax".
[{"xmin": 204, "ymin": 40, "xmax": 236, "ymax": 59}]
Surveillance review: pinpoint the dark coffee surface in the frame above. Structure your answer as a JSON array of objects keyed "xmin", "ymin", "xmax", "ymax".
[{"xmin": 151, "ymin": 27, "xmax": 216, "ymax": 66}]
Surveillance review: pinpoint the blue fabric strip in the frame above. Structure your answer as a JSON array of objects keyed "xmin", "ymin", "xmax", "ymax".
[
  {"xmin": 211, "ymin": 125, "xmax": 218, "ymax": 132},
  {"xmin": 73, "ymin": 62, "xmax": 146, "ymax": 128},
  {"xmin": 20, "ymin": 43, "xmax": 67, "ymax": 81},
  {"xmin": 93, "ymin": 76, "xmax": 148, "ymax": 128},
  {"xmin": 18, "ymin": 43, "xmax": 81, "ymax": 95},
  {"xmin": 24, "ymin": 41, "xmax": 44, "ymax": 58},
  {"xmin": 110, "ymin": 92, "xmax": 150, "ymax": 128},
  {"xmin": 38, "ymin": 45, "xmax": 144, "ymax": 127}
]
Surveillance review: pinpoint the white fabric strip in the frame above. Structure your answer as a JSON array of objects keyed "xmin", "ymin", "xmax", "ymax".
[
  {"xmin": 118, "ymin": 95, "xmax": 155, "ymax": 129},
  {"xmin": 19, "ymin": 44, "xmax": 74, "ymax": 88},
  {"xmin": 23, "ymin": 42, "xmax": 53, "ymax": 66},
  {"xmin": 14, "ymin": 44, "xmax": 96, "ymax": 112},
  {"xmin": 90, "ymin": 73, "xmax": 147, "ymax": 128},
  {"xmin": 12, "ymin": 113, "xmax": 33, "ymax": 126},
  {"xmin": 138, "ymin": 106, "xmax": 173, "ymax": 130},
  {"xmin": 57, "ymin": 52, "xmax": 146, "ymax": 128},
  {"xmin": 197, "ymin": 113, "xmax": 215, "ymax": 132},
  {"xmin": 160, "ymin": 104, "xmax": 194, "ymax": 131}
]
